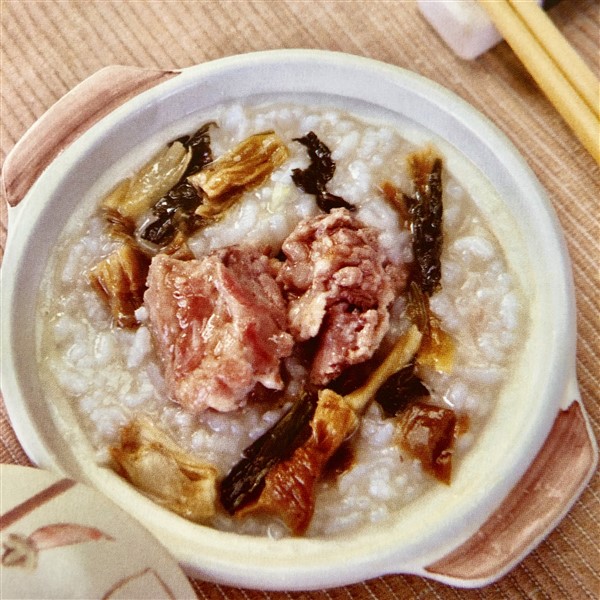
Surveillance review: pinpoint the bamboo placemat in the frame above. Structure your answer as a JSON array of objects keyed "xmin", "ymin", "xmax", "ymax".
[{"xmin": 1, "ymin": 1, "xmax": 598, "ymax": 598}]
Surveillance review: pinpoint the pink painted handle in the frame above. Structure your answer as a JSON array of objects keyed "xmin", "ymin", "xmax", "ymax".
[
  {"xmin": 2, "ymin": 66, "xmax": 179, "ymax": 208},
  {"xmin": 426, "ymin": 398, "xmax": 597, "ymax": 583}
]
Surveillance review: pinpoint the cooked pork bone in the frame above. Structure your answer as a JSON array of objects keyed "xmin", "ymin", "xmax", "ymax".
[
  {"xmin": 278, "ymin": 208, "xmax": 409, "ymax": 385},
  {"xmin": 144, "ymin": 247, "xmax": 294, "ymax": 413}
]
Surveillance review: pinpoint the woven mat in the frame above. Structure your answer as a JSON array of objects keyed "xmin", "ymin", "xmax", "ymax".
[{"xmin": 1, "ymin": 1, "xmax": 598, "ymax": 598}]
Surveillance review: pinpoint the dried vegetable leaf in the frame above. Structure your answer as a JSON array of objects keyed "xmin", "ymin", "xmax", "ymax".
[
  {"xmin": 291, "ymin": 131, "xmax": 355, "ymax": 213},
  {"xmin": 104, "ymin": 208, "xmax": 136, "ymax": 240},
  {"xmin": 381, "ymin": 149, "xmax": 454, "ymax": 373},
  {"xmin": 406, "ymin": 282, "xmax": 455, "ymax": 372},
  {"xmin": 375, "ymin": 359, "xmax": 430, "ymax": 417},
  {"xmin": 177, "ymin": 121, "xmax": 216, "ymax": 177},
  {"xmin": 220, "ymin": 390, "xmax": 318, "ymax": 515},
  {"xmin": 377, "ymin": 151, "xmax": 457, "ymax": 483},
  {"xmin": 102, "ymin": 141, "xmax": 191, "ymax": 221},
  {"xmin": 405, "ymin": 147, "xmax": 444, "ymax": 295},
  {"xmin": 395, "ymin": 402, "xmax": 456, "ymax": 484},
  {"xmin": 372, "ymin": 343, "xmax": 457, "ymax": 483},
  {"xmin": 89, "ymin": 244, "xmax": 150, "ymax": 328},
  {"xmin": 235, "ymin": 389, "xmax": 359, "ymax": 535},
  {"xmin": 139, "ymin": 181, "xmax": 205, "ymax": 246},
  {"xmin": 189, "ymin": 131, "xmax": 289, "ymax": 217},
  {"xmin": 111, "ymin": 417, "xmax": 218, "ymax": 522},
  {"xmin": 380, "ymin": 180, "xmax": 410, "ymax": 226},
  {"xmin": 343, "ymin": 325, "xmax": 423, "ymax": 413},
  {"xmin": 140, "ymin": 122, "xmax": 216, "ymax": 247}
]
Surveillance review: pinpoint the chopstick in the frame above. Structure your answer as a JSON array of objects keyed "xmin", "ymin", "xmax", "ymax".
[
  {"xmin": 478, "ymin": 0, "xmax": 600, "ymax": 164},
  {"xmin": 508, "ymin": 0, "xmax": 599, "ymax": 115}
]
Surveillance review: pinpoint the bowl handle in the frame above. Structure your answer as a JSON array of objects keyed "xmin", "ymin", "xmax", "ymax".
[
  {"xmin": 424, "ymin": 395, "xmax": 598, "ymax": 585},
  {"xmin": 2, "ymin": 66, "xmax": 180, "ymax": 208}
]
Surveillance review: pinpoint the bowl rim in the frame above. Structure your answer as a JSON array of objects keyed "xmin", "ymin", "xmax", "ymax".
[{"xmin": 1, "ymin": 49, "xmax": 579, "ymax": 590}]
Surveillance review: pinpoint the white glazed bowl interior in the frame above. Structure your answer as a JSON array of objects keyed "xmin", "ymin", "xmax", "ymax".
[{"xmin": 1, "ymin": 50, "xmax": 576, "ymax": 590}]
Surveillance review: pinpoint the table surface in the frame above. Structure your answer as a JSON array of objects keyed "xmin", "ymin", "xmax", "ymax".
[{"xmin": 1, "ymin": 1, "xmax": 598, "ymax": 598}]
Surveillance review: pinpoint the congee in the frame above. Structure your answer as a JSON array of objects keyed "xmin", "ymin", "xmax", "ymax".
[{"xmin": 36, "ymin": 101, "xmax": 527, "ymax": 538}]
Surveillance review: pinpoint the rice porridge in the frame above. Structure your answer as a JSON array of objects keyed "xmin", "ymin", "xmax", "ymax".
[{"xmin": 36, "ymin": 101, "xmax": 527, "ymax": 538}]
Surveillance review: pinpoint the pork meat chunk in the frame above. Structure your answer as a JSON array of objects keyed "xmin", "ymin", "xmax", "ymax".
[
  {"xmin": 278, "ymin": 208, "xmax": 406, "ymax": 385},
  {"xmin": 145, "ymin": 247, "xmax": 294, "ymax": 413}
]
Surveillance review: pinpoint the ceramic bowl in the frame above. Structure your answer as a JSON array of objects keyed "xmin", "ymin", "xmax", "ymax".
[{"xmin": 1, "ymin": 50, "xmax": 596, "ymax": 591}]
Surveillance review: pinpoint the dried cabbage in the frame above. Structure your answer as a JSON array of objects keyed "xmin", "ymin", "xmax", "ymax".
[
  {"xmin": 405, "ymin": 147, "xmax": 444, "ymax": 295},
  {"xmin": 140, "ymin": 122, "xmax": 215, "ymax": 246},
  {"xmin": 89, "ymin": 244, "xmax": 150, "ymax": 328},
  {"xmin": 407, "ymin": 282, "xmax": 454, "ymax": 372},
  {"xmin": 235, "ymin": 389, "xmax": 358, "ymax": 535},
  {"xmin": 375, "ymin": 359, "xmax": 430, "ymax": 417},
  {"xmin": 396, "ymin": 402, "xmax": 456, "ymax": 484},
  {"xmin": 189, "ymin": 131, "xmax": 289, "ymax": 217},
  {"xmin": 111, "ymin": 418, "xmax": 218, "ymax": 522},
  {"xmin": 291, "ymin": 131, "xmax": 354, "ymax": 213},
  {"xmin": 220, "ymin": 390, "xmax": 318, "ymax": 515},
  {"xmin": 102, "ymin": 141, "xmax": 191, "ymax": 221}
]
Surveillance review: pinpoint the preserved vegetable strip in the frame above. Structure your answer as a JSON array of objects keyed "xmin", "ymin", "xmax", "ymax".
[
  {"xmin": 406, "ymin": 281, "xmax": 455, "ymax": 372},
  {"xmin": 383, "ymin": 151, "xmax": 454, "ymax": 373},
  {"xmin": 405, "ymin": 147, "xmax": 444, "ymax": 295},
  {"xmin": 235, "ymin": 389, "xmax": 358, "ymax": 534},
  {"xmin": 219, "ymin": 390, "xmax": 318, "ymax": 515},
  {"xmin": 89, "ymin": 244, "xmax": 150, "ymax": 328},
  {"xmin": 102, "ymin": 141, "xmax": 191, "ymax": 221},
  {"xmin": 343, "ymin": 325, "xmax": 422, "ymax": 413},
  {"xmin": 139, "ymin": 183, "xmax": 205, "ymax": 247},
  {"xmin": 189, "ymin": 131, "xmax": 289, "ymax": 217},
  {"xmin": 111, "ymin": 418, "xmax": 218, "ymax": 522},
  {"xmin": 291, "ymin": 131, "xmax": 355, "ymax": 213},
  {"xmin": 380, "ymin": 180, "xmax": 410, "ymax": 226},
  {"xmin": 395, "ymin": 402, "xmax": 456, "ymax": 484},
  {"xmin": 177, "ymin": 121, "xmax": 216, "ymax": 177},
  {"xmin": 375, "ymin": 360, "xmax": 430, "ymax": 417},
  {"xmin": 373, "ymin": 350, "xmax": 457, "ymax": 483},
  {"xmin": 140, "ymin": 122, "xmax": 216, "ymax": 246}
]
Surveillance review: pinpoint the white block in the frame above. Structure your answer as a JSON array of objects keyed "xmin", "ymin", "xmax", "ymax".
[{"xmin": 417, "ymin": 0, "xmax": 546, "ymax": 60}]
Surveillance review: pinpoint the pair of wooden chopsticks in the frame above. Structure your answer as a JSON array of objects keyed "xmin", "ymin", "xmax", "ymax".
[{"xmin": 478, "ymin": 0, "xmax": 600, "ymax": 164}]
